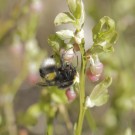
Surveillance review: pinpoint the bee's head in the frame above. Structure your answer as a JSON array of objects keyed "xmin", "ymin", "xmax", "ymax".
[{"xmin": 39, "ymin": 58, "xmax": 57, "ymax": 81}]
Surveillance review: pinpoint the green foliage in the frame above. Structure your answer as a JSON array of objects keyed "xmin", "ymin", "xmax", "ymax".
[
  {"xmin": 87, "ymin": 16, "xmax": 118, "ymax": 54},
  {"xmin": 56, "ymin": 30, "xmax": 74, "ymax": 40},
  {"xmin": 48, "ymin": 34, "xmax": 66, "ymax": 52},
  {"xmin": 73, "ymin": 0, "xmax": 85, "ymax": 30},
  {"xmin": 54, "ymin": 12, "xmax": 75, "ymax": 26},
  {"xmin": 86, "ymin": 77, "xmax": 112, "ymax": 107},
  {"xmin": 66, "ymin": 0, "xmax": 77, "ymax": 16},
  {"xmin": 50, "ymin": 88, "xmax": 67, "ymax": 104},
  {"xmin": 54, "ymin": 0, "xmax": 84, "ymax": 30}
]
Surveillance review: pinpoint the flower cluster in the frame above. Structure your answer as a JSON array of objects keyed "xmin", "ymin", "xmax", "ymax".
[
  {"xmin": 37, "ymin": 0, "xmax": 118, "ymax": 134},
  {"xmin": 41, "ymin": 0, "xmax": 118, "ymax": 107}
]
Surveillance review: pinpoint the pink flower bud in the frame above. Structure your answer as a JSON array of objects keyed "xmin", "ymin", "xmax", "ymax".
[
  {"xmin": 90, "ymin": 62, "xmax": 103, "ymax": 75},
  {"xmin": 88, "ymin": 55, "xmax": 104, "ymax": 78},
  {"xmin": 60, "ymin": 48, "xmax": 75, "ymax": 63},
  {"xmin": 86, "ymin": 69, "xmax": 101, "ymax": 82},
  {"xmin": 65, "ymin": 88, "xmax": 76, "ymax": 102}
]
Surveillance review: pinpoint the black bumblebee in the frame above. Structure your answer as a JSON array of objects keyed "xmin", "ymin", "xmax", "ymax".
[{"xmin": 38, "ymin": 57, "xmax": 77, "ymax": 89}]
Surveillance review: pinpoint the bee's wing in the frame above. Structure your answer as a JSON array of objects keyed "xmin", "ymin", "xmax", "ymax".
[{"xmin": 36, "ymin": 82, "xmax": 48, "ymax": 87}]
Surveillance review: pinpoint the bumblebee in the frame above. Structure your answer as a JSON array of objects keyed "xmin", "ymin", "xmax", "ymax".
[{"xmin": 38, "ymin": 57, "xmax": 77, "ymax": 89}]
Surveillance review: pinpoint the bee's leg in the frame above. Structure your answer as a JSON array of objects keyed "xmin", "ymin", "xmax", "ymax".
[
  {"xmin": 36, "ymin": 82, "xmax": 48, "ymax": 87},
  {"xmin": 58, "ymin": 81, "xmax": 73, "ymax": 89},
  {"xmin": 37, "ymin": 81, "xmax": 56, "ymax": 87}
]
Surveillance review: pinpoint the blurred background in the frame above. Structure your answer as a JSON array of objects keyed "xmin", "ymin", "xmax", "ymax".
[{"xmin": 0, "ymin": 0, "xmax": 135, "ymax": 135}]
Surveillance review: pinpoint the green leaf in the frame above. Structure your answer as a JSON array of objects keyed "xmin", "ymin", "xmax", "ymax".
[
  {"xmin": 88, "ymin": 16, "xmax": 118, "ymax": 54},
  {"xmin": 89, "ymin": 43, "xmax": 114, "ymax": 54},
  {"xmin": 74, "ymin": 0, "xmax": 82, "ymax": 19},
  {"xmin": 66, "ymin": 0, "xmax": 84, "ymax": 19},
  {"xmin": 66, "ymin": 0, "xmax": 77, "ymax": 15},
  {"xmin": 86, "ymin": 77, "xmax": 112, "ymax": 107},
  {"xmin": 50, "ymin": 87, "xmax": 67, "ymax": 103},
  {"xmin": 92, "ymin": 16, "xmax": 117, "ymax": 43},
  {"xmin": 90, "ymin": 77, "xmax": 112, "ymax": 99},
  {"xmin": 91, "ymin": 92, "xmax": 109, "ymax": 107},
  {"xmin": 54, "ymin": 1, "xmax": 85, "ymax": 30},
  {"xmin": 88, "ymin": 45, "xmax": 105, "ymax": 54},
  {"xmin": 94, "ymin": 31, "xmax": 118, "ymax": 45},
  {"xmin": 48, "ymin": 34, "xmax": 66, "ymax": 52},
  {"xmin": 56, "ymin": 30, "xmax": 74, "ymax": 40},
  {"xmin": 110, "ymin": 31, "xmax": 118, "ymax": 44},
  {"xmin": 92, "ymin": 16, "xmax": 116, "ymax": 41},
  {"xmin": 54, "ymin": 12, "xmax": 75, "ymax": 26},
  {"xmin": 74, "ymin": 0, "xmax": 85, "ymax": 30}
]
